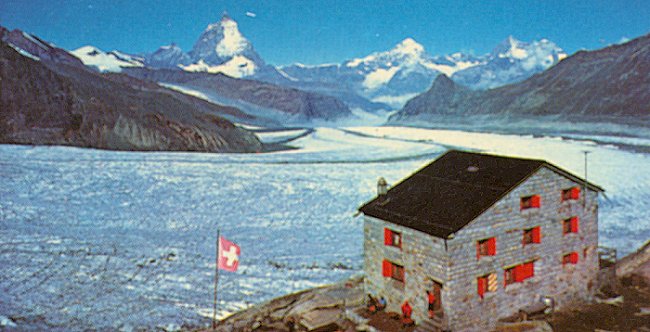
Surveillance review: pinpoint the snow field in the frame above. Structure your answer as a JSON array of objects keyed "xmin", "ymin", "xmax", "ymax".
[{"xmin": 1, "ymin": 126, "xmax": 648, "ymax": 330}]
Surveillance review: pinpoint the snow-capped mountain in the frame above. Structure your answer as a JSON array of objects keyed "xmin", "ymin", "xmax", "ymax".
[
  {"xmin": 71, "ymin": 46, "xmax": 144, "ymax": 72},
  {"xmin": 180, "ymin": 14, "xmax": 268, "ymax": 78},
  {"xmin": 145, "ymin": 43, "xmax": 191, "ymax": 69},
  {"xmin": 451, "ymin": 36, "xmax": 568, "ymax": 90},
  {"xmin": 64, "ymin": 14, "xmax": 568, "ymax": 111},
  {"xmin": 278, "ymin": 36, "xmax": 567, "ymax": 108},
  {"xmin": 279, "ymin": 38, "xmax": 481, "ymax": 108}
]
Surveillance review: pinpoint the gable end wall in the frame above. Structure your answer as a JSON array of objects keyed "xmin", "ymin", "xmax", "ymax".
[{"xmin": 445, "ymin": 167, "xmax": 599, "ymax": 331}]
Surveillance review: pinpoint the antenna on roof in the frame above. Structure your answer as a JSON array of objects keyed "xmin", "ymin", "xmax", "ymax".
[{"xmin": 583, "ymin": 151, "xmax": 591, "ymax": 208}]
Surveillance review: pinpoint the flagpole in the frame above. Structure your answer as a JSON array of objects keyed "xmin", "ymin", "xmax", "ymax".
[{"xmin": 213, "ymin": 229, "xmax": 220, "ymax": 330}]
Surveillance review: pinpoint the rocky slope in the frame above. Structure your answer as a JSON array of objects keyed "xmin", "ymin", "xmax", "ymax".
[
  {"xmin": 0, "ymin": 40, "xmax": 263, "ymax": 152},
  {"xmin": 206, "ymin": 241, "xmax": 650, "ymax": 332},
  {"xmin": 390, "ymin": 33, "xmax": 650, "ymax": 125},
  {"xmin": 122, "ymin": 67, "xmax": 354, "ymax": 124},
  {"xmin": 0, "ymin": 26, "xmax": 85, "ymax": 67}
]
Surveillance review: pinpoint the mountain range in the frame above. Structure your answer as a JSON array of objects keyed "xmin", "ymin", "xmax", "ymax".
[
  {"xmin": 389, "ymin": 33, "xmax": 650, "ymax": 124},
  {"xmin": 0, "ymin": 27, "xmax": 263, "ymax": 152},
  {"xmin": 72, "ymin": 14, "xmax": 568, "ymax": 110}
]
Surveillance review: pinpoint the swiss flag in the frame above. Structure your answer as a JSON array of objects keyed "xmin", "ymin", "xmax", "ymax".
[{"xmin": 218, "ymin": 236, "xmax": 241, "ymax": 272}]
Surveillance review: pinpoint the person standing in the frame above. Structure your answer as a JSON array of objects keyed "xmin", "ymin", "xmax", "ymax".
[{"xmin": 427, "ymin": 290, "xmax": 436, "ymax": 318}]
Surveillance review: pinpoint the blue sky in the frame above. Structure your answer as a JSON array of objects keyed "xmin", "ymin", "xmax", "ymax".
[{"xmin": 1, "ymin": 0, "xmax": 648, "ymax": 65}]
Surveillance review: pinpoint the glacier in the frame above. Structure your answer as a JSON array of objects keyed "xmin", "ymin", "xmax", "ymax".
[{"xmin": 1, "ymin": 126, "xmax": 648, "ymax": 330}]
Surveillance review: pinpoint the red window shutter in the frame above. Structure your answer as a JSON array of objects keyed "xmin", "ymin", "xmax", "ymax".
[
  {"xmin": 532, "ymin": 227, "xmax": 541, "ymax": 243},
  {"xmin": 531, "ymin": 195, "xmax": 541, "ymax": 208},
  {"xmin": 514, "ymin": 265, "xmax": 524, "ymax": 282},
  {"xmin": 384, "ymin": 228, "xmax": 392, "ymax": 245},
  {"xmin": 487, "ymin": 237, "xmax": 496, "ymax": 255},
  {"xmin": 477, "ymin": 277, "xmax": 486, "ymax": 298},
  {"xmin": 382, "ymin": 260, "xmax": 392, "ymax": 277},
  {"xmin": 571, "ymin": 217, "xmax": 579, "ymax": 233},
  {"xmin": 571, "ymin": 187, "xmax": 581, "ymax": 200},
  {"xmin": 527, "ymin": 261, "xmax": 535, "ymax": 277}
]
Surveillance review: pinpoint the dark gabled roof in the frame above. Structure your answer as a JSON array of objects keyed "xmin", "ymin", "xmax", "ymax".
[{"xmin": 359, "ymin": 150, "xmax": 604, "ymax": 239}]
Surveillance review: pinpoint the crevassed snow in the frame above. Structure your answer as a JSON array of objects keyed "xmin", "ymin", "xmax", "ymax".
[
  {"xmin": 362, "ymin": 66, "xmax": 400, "ymax": 90},
  {"xmin": 1, "ymin": 126, "xmax": 648, "ymax": 330},
  {"xmin": 181, "ymin": 56, "xmax": 257, "ymax": 78},
  {"xmin": 71, "ymin": 46, "xmax": 144, "ymax": 72},
  {"xmin": 371, "ymin": 93, "xmax": 418, "ymax": 109},
  {"xmin": 160, "ymin": 83, "xmax": 211, "ymax": 100},
  {"xmin": 255, "ymin": 129, "xmax": 309, "ymax": 144}
]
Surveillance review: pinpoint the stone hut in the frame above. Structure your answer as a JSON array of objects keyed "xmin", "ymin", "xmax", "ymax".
[{"xmin": 359, "ymin": 150, "xmax": 603, "ymax": 331}]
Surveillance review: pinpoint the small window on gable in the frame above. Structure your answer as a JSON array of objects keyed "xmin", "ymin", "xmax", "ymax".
[
  {"xmin": 384, "ymin": 228, "xmax": 402, "ymax": 248},
  {"xmin": 477, "ymin": 273, "xmax": 497, "ymax": 299},
  {"xmin": 523, "ymin": 226, "xmax": 541, "ymax": 246},
  {"xmin": 504, "ymin": 261, "xmax": 535, "ymax": 286},
  {"xmin": 382, "ymin": 259, "xmax": 405, "ymax": 282},
  {"xmin": 561, "ymin": 187, "xmax": 581, "ymax": 202},
  {"xmin": 562, "ymin": 252, "xmax": 579, "ymax": 265},
  {"xmin": 477, "ymin": 237, "xmax": 496, "ymax": 259},
  {"xmin": 562, "ymin": 217, "xmax": 579, "ymax": 234},
  {"xmin": 520, "ymin": 195, "xmax": 541, "ymax": 210}
]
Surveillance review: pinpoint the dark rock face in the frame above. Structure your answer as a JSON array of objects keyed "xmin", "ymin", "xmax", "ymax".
[
  {"xmin": 0, "ymin": 42, "xmax": 263, "ymax": 153},
  {"xmin": 0, "ymin": 27, "xmax": 86, "ymax": 68},
  {"xmin": 390, "ymin": 34, "xmax": 650, "ymax": 124},
  {"xmin": 123, "ymin": 67, "xmax": 354, "ymax": 122}
]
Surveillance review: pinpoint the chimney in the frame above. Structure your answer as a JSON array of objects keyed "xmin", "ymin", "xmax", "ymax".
[{"xmin": 377, "ymin": 177, "xmax": 388, "ymax": 196}]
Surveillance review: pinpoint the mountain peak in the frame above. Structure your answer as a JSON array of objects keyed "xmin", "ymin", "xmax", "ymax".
[
  {"xmin": 393, "ymin": 37, "xmax": 425, "ymax": 55},
  {"xmin": 190, "ymin": 15, "xmax": 258, "ymax": 63},
  {"xmin": 205, "ymin": 13, "xmax": 237, "ymax": 32}
]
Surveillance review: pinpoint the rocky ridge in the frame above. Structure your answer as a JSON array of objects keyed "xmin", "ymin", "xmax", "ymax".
[{"xmin": 0, "ymin": 39, "xmax": 262, "ymax": 153}]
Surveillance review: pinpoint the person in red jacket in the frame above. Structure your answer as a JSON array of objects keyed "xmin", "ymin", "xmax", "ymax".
[
  {"xmin": 427, "ymin": 290, "xmax": 436, "ymax": 318},
  {"xmin": 401, "ymin": 300, "xmax": 414, "ymax": 326}
]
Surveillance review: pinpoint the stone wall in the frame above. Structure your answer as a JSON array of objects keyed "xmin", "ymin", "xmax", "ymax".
[
  {"xmin": 364, "ymin": 216, "xmax": 449, "ymax": 324},
  {"xmin": 445, "ymin": 167, "xmax": 599, "ymax": 331}
]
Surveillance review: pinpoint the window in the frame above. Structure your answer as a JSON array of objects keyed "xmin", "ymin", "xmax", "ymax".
[
  {"xmin": 562, "ymin": 217, "xmax": 579, "ymax": 234},
  {"xmin": 477, "ymin": 273, "xmax": 497, "ymax": 299},
  {"xmin": 382, "ymin": 259, "xmax": 405, "ymax": 282},
  {"xmin": 563, "ymin": 252, "xmax": 579, "ymax": 265},
  {"xmin": 477, "ymin": 237, "xmax": 496, "ymax": 259},
  {"xmin": 384, "ymin": 228, "xmax": 402, "ymax": 248},
  {"xmin": 520, "ymin": 195, "xmax": 541, "ymax": 210},
  {"xmin": 504, "ymin": 261, "xmax": 535, "ymax": 286},
  {"xmin": 562, "ymin": 187, "xmax": 581, "ymax": 202},
  {"xmin": 523, "ymin": 226, "xmax": 541, "ymax": 246}
]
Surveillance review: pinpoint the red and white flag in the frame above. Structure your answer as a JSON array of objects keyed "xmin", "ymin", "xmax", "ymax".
[{"xmin": 217, "ymin": 236, "xmax": 240, "ymax": 272}]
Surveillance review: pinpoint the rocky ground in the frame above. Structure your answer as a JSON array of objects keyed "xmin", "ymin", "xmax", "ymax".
[{"xmin": 201, "ymin": 241, "xmax": 650, "ymax": 332}]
